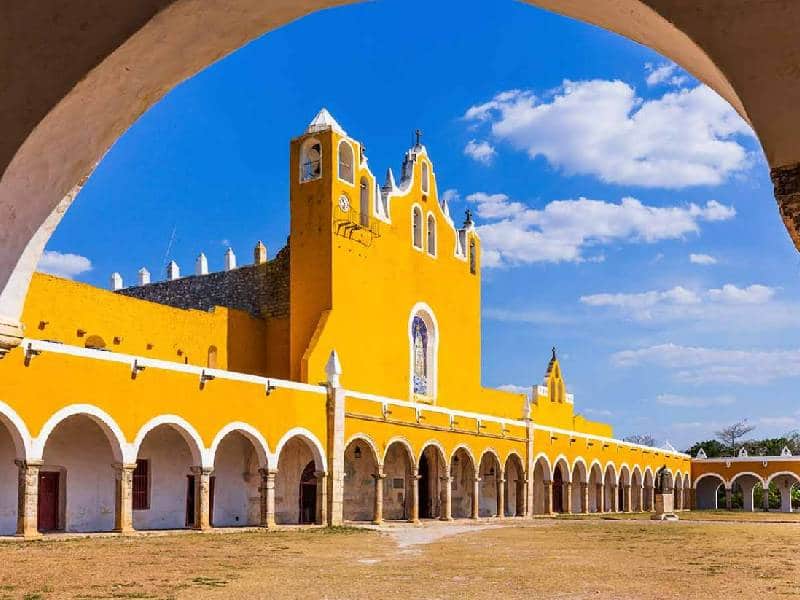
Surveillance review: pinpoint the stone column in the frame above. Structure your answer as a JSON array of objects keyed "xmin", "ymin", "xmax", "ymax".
[
  {"xmin": 325, "ymin": 351, "xmax": 345, "ymax": 527},
  {"xmin": 563, "ymin": 482, "xmax": 573, "ymax": 514},
  {"xmin": 372, "ymin": 470, "xmax": 385, "ymax": 524},
  {"xmin": 524, "ymin": 477, "xmax": 532, "ymax": 518},
  {"xmin": 762, "ymin": 485, "xmax": 771, "ymax": 511},
  {"xmin": 580, "ymin": 482, "xmax": 589, "ymax": 513},
  {"xmin": 191, "ymin": 466, "xmax": 212, "ymax": 530},
  {"xmin": 440, "ymin": 476, "xmax": 453, "ymax": 521},
  {"xmin": 409, "ymin": 471, "xmax": 420, "ymax": 524},
  {"xmin": 259, "ymin": 468, "xmax": 277, "ymax": 528},
  {"xmin": 498, "ymin": 477, "xmax": 506, "ymax": 518},
  {"xmin": 114, "ymin": 463, "xmax": 137, "ymax": 533},
  {"xmin": 315, "ymin": 470, "xmax": 327, "ymax": 525},
  {"xmin": 16, "ymin": 459, "xmax": 42, "ymax": 538},
  {"xmin": 471, "ymin": 477, "xmax": 481, "ymax": 519},
  {"xmin": 525, "ymin": 420, "xmax": 535, "ymax": 517},
  {"xmin": 596, "ymin": 483, "xmax": 604, "ymax": 513},
  {"xmin": 724, "ymin": 487, "xmax": 733, "ymax": 510},
  {"xmin": 772, "ymin": 163, "xmax": 800, "ymax": 251},
  {"xmin": 611, "ymin": 485, "xmax": 619, "ymax": 512},
  {"xmin": 543, "ymin": 481, "xmax": 552, "ymax": 514},
  {"xmin": 623, "ymin": 485, "xmax": 632, "ymax": 513}
]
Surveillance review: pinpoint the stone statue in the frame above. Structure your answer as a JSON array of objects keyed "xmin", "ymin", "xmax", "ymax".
[{"xmin": 655, "ymin": 465, "xmax": 669, "ymax": 493}]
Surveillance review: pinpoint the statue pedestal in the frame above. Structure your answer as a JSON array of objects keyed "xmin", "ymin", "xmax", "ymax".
[{"xmin": 651, "ymin": 492, "xmax": 679, "ymax": 521}]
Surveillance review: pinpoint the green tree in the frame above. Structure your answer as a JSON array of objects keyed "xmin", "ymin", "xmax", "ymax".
[{"xmin": 685, "ymin": 439, "xmax": 726, "ymax": 458}]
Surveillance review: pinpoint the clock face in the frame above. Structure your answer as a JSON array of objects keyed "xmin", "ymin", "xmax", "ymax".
[{"xmin": 339, "ymin": 195, "xmax": 350, "ymax": 212}]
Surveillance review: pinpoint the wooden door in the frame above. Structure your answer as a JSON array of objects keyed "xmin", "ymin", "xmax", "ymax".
[{"xmin": 38, "ymin": 471, "xmax": 59, "ymax": 531}]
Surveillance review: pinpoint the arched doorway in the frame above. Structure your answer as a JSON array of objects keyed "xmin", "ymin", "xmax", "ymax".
[
  {"xmin": 343, "ymin": 438, "xmax": 379, "ymax": 522},
  {"xmin": 40, "ymin": 414, "xmax": 123, "ymax": 532},
  {"xmin": 451, "ymin": 448, "xmax": 476, "ymax": 519},
  {"xmin": 695, "ymin": 474, "xmax": 725, "ymax": 510},
  {"xmin": 618, "ymin": 466, "xmax": 631, "ymax": 512},
  {"xmin": 0, "ymin": 418, "xmax": 23, "ymax": 535},
  {"xmin": 643, "ymin": 469, "xmax": 655, "ymax": 511},
  {"xmin": 588, "ymin": 462, "xmax": 603, "ymax": 513},
  {"xmin": 674, "ymin": 473, "xmax": 685, "ymax": 511},
  {"xmin": 276, "ymin": 435, "xmax": 322, "ymax": 525},
  {"xmin": 571, "ymin": 460, "xmax": 588, "ymax": 513},
  {"xmin": 770, "ymin": 473, "xmax": 800, "ymax": 513},
  {"xmin": 631, "ymin": 468, "xmax": 643, "ymax": 512},
  {"xmin": 211, "ymin": 430, "xmax": 265, "ymax": 527},
  {"xmin": 418, "ymin": 444, "xmax": 445, "ymax": 519},
  {"xmin": 552, "ymin": 464, "xmax": 564, "ymax": 513},
  {"xmin": 383, "ymin": 440, "xmax": 414, "ymax": 521},
  {"xmin": 133, "ymin": 422, "xmax": 203, "ymax": 530},
  {"xmin": 532, "ymin": 456, "xmax": 552, "ymax": 515},
  {"xmin": 504, "ymin": 454, "xmax": 525, "ymax": 517},
  {"xmin": 603, "ymin": 465, "xmax": 617, "ymax": 512},
  {"xmin": 478, "ymin": 451, "xmax": 501, "ymax": 517}
]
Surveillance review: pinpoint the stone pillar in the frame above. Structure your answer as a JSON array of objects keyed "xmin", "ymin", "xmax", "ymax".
[
  {"xmin": 409, "ymin": 471, "xmax": 420, "ymax": 524},
  {"xmin": 114, "ymin": 463, "xmax": 137, "ymax": 533},
  {"xmin": 596, "ymin": 483, "xmax": 604, "ymax": 513},
  {"xmin": 259, "ymin": 468, "xmax": 277, "ymax": 528},
  {"xmin": 623, "ymin": 484, "xmax": 632, "ymax": 513},
  {"xmin": 611, "ymin": 485, "xmax": 619, "ymax": 512},
  {"xmin": 440, "ymin": 476, "xmax": 453, "ymax": 521},
  {"xmin": 525, "ymin": 420, "xmax": 535, "ymax": 517},
  {"xmin": 498, "ymin": 477, "xmax": 506, "ymax": 518},
  {"xmin": 471, "ymin": 477, "xmax": 480, "ymax": 519},
  {"xmin": 562, "ymin": 482, "xmax": 572, "ymax": 514},
  {"xmin": 315, "ymin": 471, "xmax": 327, "ymax": 525},
  {"xmin": 725, "ymin": 487, "xmax": 733, "ymax": 510},
  {"xmin": 372, "ymin": 470, "xmax": 385, "ymax": 524},
  {"xmin": 543, "ymin": 481, "xmax": 552, "ymax": 514},
  {"xmin": 325, "ymin": 351, "xmax": 345, "ymax": 527},
  {"xmin": 580, "ymin": 482, "xmax": 589, "ymax": 513},
  {"xmin": 762, "ymin": 485, "xmax": 771, "ymax": 511},
  {"xmin": 689, "ymin": 488, "xmax": 696, "ymax": 511},
  {"xmin": 772, "ymin": 163, "xmax": 800, "ymax": 252},
  {"xmin": 191, "ymin": 466, "xmax": 212, "ymax": 530},
  {"xmin": 524, "ymin": 477, "xmax": 532, "ymax": 518},
  {"xmin": 16, "ymin": 459, "xmax": 42, "ymax": 538}
]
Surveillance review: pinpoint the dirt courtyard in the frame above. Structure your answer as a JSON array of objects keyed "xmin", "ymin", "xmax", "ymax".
[{"xmin": 1, "ymin": 513, "xmax": 799, "ymax": 599}]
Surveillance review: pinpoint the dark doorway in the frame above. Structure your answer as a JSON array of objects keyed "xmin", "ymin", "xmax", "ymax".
[
  {"xmin": 299, "ymin": 461, "xmax": 317, "ymax": 524},
  {"xmin": 186, "ymin": 474, "xmax": 195, "ymax": 527},
  {"xmin": 418, "ymin": 452, "xmax": 431, "ymax": 518},
  {"xmin": 37, "ymin": 471, "xmax": 59, "ymax": 531},
  {"xmin": 618, "ymin": 484, "xmax": 625, "ymax": 511},
  {"xmin": 552, "ymin": 468, "xmax": 563, "ymax": 513}
]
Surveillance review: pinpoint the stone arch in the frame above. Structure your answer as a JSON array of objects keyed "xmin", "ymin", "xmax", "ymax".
[
  {"xmin": 34, "ymin": 404, "xmax": 127, "ymax": 464},
  {"xmin": 0, "ymin": 401, "xmax": 30, "ymax": 535},
  {"xmin": 343, "ymin": 435, "xmax": 380, "ymax": 522},
  {"xmin": 337, "ymin": 139, "xmax": 354, "ymax": 184},
  {"xmin": 603, "ymin": 462, "xmax": 618, "ymax": 512},
  {"xmin": 274, "ymin": 427, "xmax": 326, "ymax": 473},
  {"xmin": 209, "ymin": 422, "xmax": 270, "ymax": 469},
  {"xmin": 346, "ymin": 433, "xmax": 382, "ymax": 468},
  {"xmin": 618, "ymin": 464, "xmax": 631, "ymax": 512},
  {"xmin": 588, "ymin": 460, "xmax": 604, "ymax": 513},
  {"xmin": 694, "ymin": 473, "xmax": 726, "ymax": 510},
  {"xmin": 0, "ymin": 400, "xmax": 31, "ymax": 460},
  {"xmin": 275, "ymin": 431, "xmax": 326, "ymax": 525},
  {"xmin": 132, "ymin": 415, "xmax": 205, "ymax": 468},
  {"xmin": 571, "ymin": 458, "xmax": 588, "ymax": 513},
  {"xmin": 382, "ymin": 436, "xmax": 416, "ymax": 470},
  {"xmin": 382, "ymin": 438, "xmax": 415, "ymax": 521},
  {"xmin": 450, "ymin": 446, "xmax": 477, "ymax": 519},
  {"xmin": 504, "ymin": 452, "xmax": 526, "ymax": 517},
  {"xmin": 552, "ymin": 455, "xmax": 571, "ymax": 514},
  {"xmin": 643, "ymin": 467, "xmax": 655, "ymax": 512},
  {"xmin": 417, "ymin": 441, "xmax": 447, "ymax": 519},
  {"xmin": 631, "ymin": 466, "xmax": 644, "ymax": 512},
  {"xmin": 477, "ymin": 448, "xmax": 502, "ymax": 517},
  {"xmin": 299, "ymin": 137, "xmax": 322, "ymax": 182},
  {"xmin": 673, "ymin": 471, "xmax": 685, "ymax": 510},
  {"xmin": 767, "ymin": 472, "xmax": 800, "ymax": 513},
  {"xmin": 532, "ymin": 454, "xmax": 552, "ymax": 515}
]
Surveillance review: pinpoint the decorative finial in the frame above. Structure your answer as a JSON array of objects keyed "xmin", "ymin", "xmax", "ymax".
[
  {"xmin": 551, "ymin": 346, "xmax": 557, "ymax": 361},
  {"xmin": 415, "ymin": 129, "xmax": 422, "ymax": 146},
  {"xmin": 464, "ymin": 208, "xmax": 473, "ymax": 226}
]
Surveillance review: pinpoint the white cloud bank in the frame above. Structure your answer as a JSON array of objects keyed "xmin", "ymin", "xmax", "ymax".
[
  {"xmin": 689, "ymin": 253, "xmax": 717, "ymax": 265},
  {"xmin": 613, "ymin": 343, "xmax": 800, "ymax": 384},
  {"xmin": 463, "ymin": 78, "xmax": 753, "ymax": 188},
  {"xmin": 37, "ymin": 251, "xmax": 92, "ymax": 279},
  {"xmin": 656, "ymin": 393, "xmax": 735, "ymax": 408},
  {"xmin": 644, "ymin": 62, "xmax": 689, "ymax": 87},
  {"xmin": 463, "ymin": 139, "xmax": 496, "ymax": 164},
  {"xmin": 467, "ymin": 192, "xmax": 735, "ymax": 267}
]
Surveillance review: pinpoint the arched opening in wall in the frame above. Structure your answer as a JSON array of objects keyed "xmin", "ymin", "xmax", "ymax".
[
  {"xmin": 421, "ymin": 161, "xmax": 429, "ymax": 194},
  {"xmin": 359, "ymin": 177, "xmax": 370, "ymax": 227},
  {"xmin": 571, "ymin": 461, "xmax": 587, "ymax": 514},
  {"xmin": 770, "ymin": 474, "xmax": 800, "ymax": 513},
  {"xmin": 383, "ymin": 441, "xmax": 413, "ymax": 521},
  {"xmin": 426, "ymin": 214, "xmax": 436, "ymax": 256},
  {"xmin": 603, "ymin": 465, "xmax": 617, "ymax": 512},
  {"xmin": 643, "ymin": 469, "xmax": 654, "ymax": 512},
  {"xmin": 211, "ymin": 431, "xmax": 263, "ymax": 527},
  {"xmin": 412, "ymin": 206, "xmax": 423, "ymax": 249},
  {"xmin": 450, "ymin": 448, "xmax": 476, "ymax": 519},
  {"xmin": 478, "ymin": 451, "xmax": 501, "ymax": 517},
  {"xmin": 343, "ymin": 438, "xmax": 378, "ymax": 522},
  {"xmin": 338, "ymin": 140, "xmax": 354, "ymax": 184},
  {"xmin": 418, "ymin": 444, "xmax": 445, "ymax": 519},
  {"xmin": 84, "ymin": 335, "xmax": 106, "ymax": 350},
  {"xmin": 410, "ymin": 308, "xmax": 436, "ymax": 400},
  {"xmin": 552, "ymin": 462, "xmax": 565, "ymax": 513},
  {"xmin": 300, "ymin": 138, "xmax": 322, "ymax": 182},
  {"xmin": 618, "ymin": 466, "xmax": 630, "ymax": 512},
  {"xmin": 134, "ymin": 424, "xmax": 201, "ymax": 530},
  {"xmin": 631, "ymin": 468, "xmax": 643, "ymax": 512},
  {"xmin": 588, "ymin": 463, "xmax": 603, "ymax": 513},
  {"xmin": 695, "ymin": 474, "xmax": 725, "ymax": 510},
  {"xmin": 40, "ymin": 414, "xmax": 122, "ymax": 533},
  {"xmin": 207, "ymin": 346, "xmax": 218, "ymax": 369},
  {"xmin": 276, "ymin": 436, "xmax": 320, "ymax": 525},
  {"xmin": 532, "ymin": 456, "xmax": 551, "ymax": 515},
  {"xmin": 683, "ymin": 474, "xmax": 691, "ymax": 509},
  {"xmin": 728, "ymin": 473, "xmax": 762, "ymax": 512},
  {"xmin": 504, "ymin": 454, "xmax": 525, "ymax": 517},
  {"xmin": 0, "ymin": 419, "xmax": 24, "ymax": 535}
]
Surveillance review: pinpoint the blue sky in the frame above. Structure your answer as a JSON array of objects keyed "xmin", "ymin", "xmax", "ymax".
[{"xmin": 41, "ymin": 0, "xmax": 800, "ymax": 450}]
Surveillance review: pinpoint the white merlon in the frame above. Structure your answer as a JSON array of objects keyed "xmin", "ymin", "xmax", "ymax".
[
  {"xmin": 254, "ymin": 241, "xmax": 267, "ymax": 265},
  {"xmin": 696, "ymin": 447, "xmax": 707, "ymax": 459},
  {"xmin": 781, "ymin": 446, "xmax": 793, "ymax": 457},
  {"xmin": 306, "ymin": 108, "xmax": 347, "ymax": 136},
  {"xmin": 224, "ymin": 248, "xmax": 237, "ymax": 271},
  {"xmin": 138, "ymin": 267, "xmax": 150, "ymax": 286},
  {"xmin": 196, "ymin": 252, "xmax": 208, "ymax": 276},
  {"xmin": 110, "ymin": 272, "xmax": 123, "ymax": 291},
  {"xmin": 166, "ymin": 260, "xmax": 180, "ymax": 281},
  {"xmin": 738, "ymin": 447, "xmax": 748, "ymax": 457},
  {"xmin": 325, "ymin": 349, "xmax": 343, "ymax": 388}
]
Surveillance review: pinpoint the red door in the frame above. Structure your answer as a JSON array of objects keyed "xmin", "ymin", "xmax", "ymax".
[{"xmin": 38, "ymin": 471, "xmax": 59, "ymax": 532}]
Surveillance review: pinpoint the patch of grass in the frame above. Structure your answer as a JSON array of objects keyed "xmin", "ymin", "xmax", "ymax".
[{"xmin": 191, "ymin": 576, "xmax": 228, "ymax": 588}]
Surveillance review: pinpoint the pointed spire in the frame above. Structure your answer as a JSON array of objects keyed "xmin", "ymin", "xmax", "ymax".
[
  {"xmin": 306, "ymin": 108, "xmax": 346, "ymax": 136},
  {"xmin": 325, "ymin": 349, "xmax": 343, "ymax": 387},
  {"xmin": 253, "ymin": 241, "xmax": 267, "ymax": 265},
  {"xmin": 382, "ymin": 168, "xmax": 396, "ymax": 191},
  {"xmin": 224, "ymin": 248, "xmax": 237, "ymax": 271},
  {"xmin": 166, "ymin": 260, "xmax": 180, "ymax": 281},
  {"xmin": 138, "ymin": 267, "xmax": 151, "ymax": 286},
  {"xmin": 195, "ymin": 252, "xmax": 208, "ymax": 276},
  {"xmin": 110, "ymin": 272, "xmax": 123, "ymax": 291}
]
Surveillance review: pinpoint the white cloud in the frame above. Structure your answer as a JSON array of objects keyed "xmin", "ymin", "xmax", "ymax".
[
  {"xmin": 644, "ymin": 62, "xmax": 689, "ymax": 87},
  {"xmin": 464, "ymin": 139, "xmax": 496, "ymax": 164},
  {"xmin": 483, "ymin": 307, "xmax": 575, "ymax": 326},
  {"xmin": 463, "ymin": 79, "xmax": 753, "ymax": 188},
  {"xmin": 497, "ymin": 384, "xmax": 532, "ymax": 399},
  {"xmin": 467, "ymin": 192, "xmax": 735, "ymax": 267},
  {"xmin": 656, "ymin": 393, "xmax": 735, "ymax": 408},
  {"xmin": 440, "ymin": 189, "xmax": 460, "ymax": 205},
  {"xmin": 689, "ymin": 253, "xmax": 717, "ymax": 265},
  {"xmin": 581, "ymin": 286, "xmax": 700, "ymax": 311},
  {"xmin": 37, "ymin": 251, "xmax": 92, "ymax": 279},
  {"xmin": 708, "ymin": 283, "xmax": 775, "ymax": 304},
  {"xmin": 612, "ymin": 343, "xmax": 800, "ymax": 384}
]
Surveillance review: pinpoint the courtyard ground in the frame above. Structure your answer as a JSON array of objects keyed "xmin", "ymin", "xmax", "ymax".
[{"xmin": 1, "ymin": 513, "xmax": 799, "ymax": 599}]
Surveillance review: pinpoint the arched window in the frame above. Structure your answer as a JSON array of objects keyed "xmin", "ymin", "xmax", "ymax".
[
  {"xmin": 85, "ymin": 335, "xmax": 106, "ymax": 350},
  {"xmin": 410, "ymin": 308, "xmax": 437, "ymax": 399},
  {"xmin": 360, "ymin": 177, "xmax": 369, "ymax": 227},
  {"xmin": 469, "ymin": 237, "xmax": 477, "ymax": 274},
  {"xmin": 412, "ymin": 206, "xmax": 423, "ymax": 249},
  {"xmin": 300, "ymin": 138, "xmax": 322, "ymax": 182},
  {"xmin": 421, "ymin": 161, "xmax": 429, "ymax": 194},
  {"xmin": 426, "ymin": 214, "xmax": 436, "ymax": 256},
  {"xmin": 207, "ymin": 345, "xmax": 218, "ymax": 369},
  {"xmin": 338, "ymin": 140, "xmax": 354, "ymax": 184}
]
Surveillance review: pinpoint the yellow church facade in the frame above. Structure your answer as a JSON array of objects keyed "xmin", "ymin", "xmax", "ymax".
[{"xmin": 0, "ymin": 110, "xmax": 691, "ymax": 537}]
